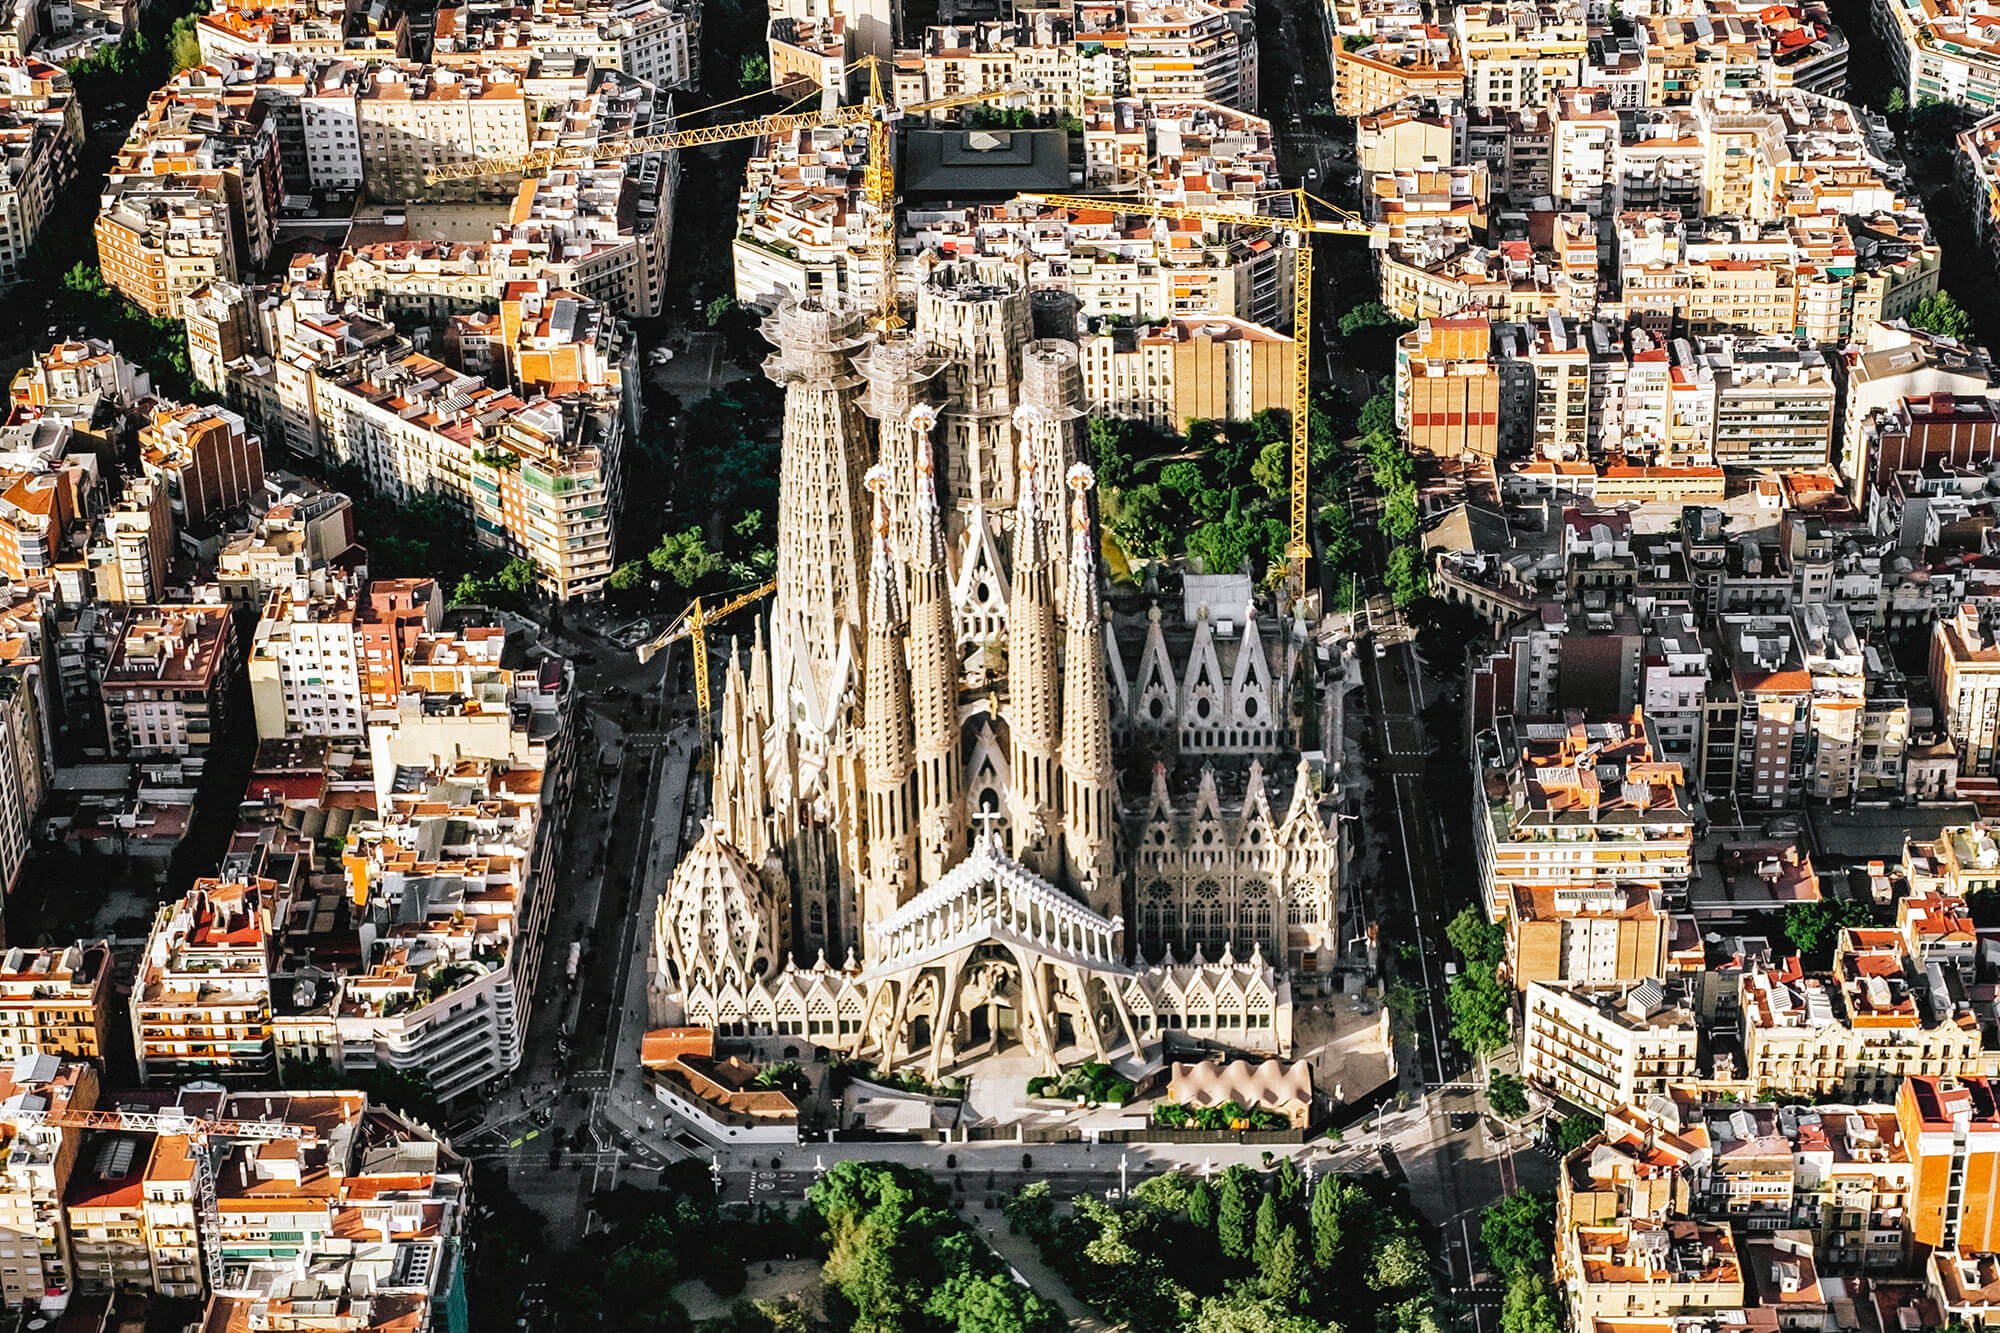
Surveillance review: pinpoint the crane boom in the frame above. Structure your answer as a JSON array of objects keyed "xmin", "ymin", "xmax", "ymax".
[
  {"xmin": 424, "ymin": 78, "xmax": 1032, "ymax": 186},
  {"xmin": 13, "ymin": 1103, "xmax": 318, "ymax": 1293},
  {"xmin": 1012, "ymin": 189, "xmax": 1376, "ymax": 603},
  {"xmin": 638, "ymin": 581, "xmax": 776, "ymax": 765}
]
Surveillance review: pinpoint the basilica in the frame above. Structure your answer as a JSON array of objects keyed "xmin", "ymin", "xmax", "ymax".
[{"xmin": 647, "ymin": 263, "xmax": 1341, "ymax": 1079}]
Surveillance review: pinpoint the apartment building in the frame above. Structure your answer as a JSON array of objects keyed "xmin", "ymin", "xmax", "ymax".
[
  {"xmin": 0, "ymin": 672, "xmax": 44, "ymax": 899},
  {"xmin": 215, "ymin": 474, "xmax": 356, "ymax": 604},
  {"xmin": 1394, "ymin": 317, "xmax": 1503, "ymax": 458},
  {"xmin": 1634, "ymin": 0, "xmax": 1848, "ymax": 105},
  {"xmin": 0, "ymin": 62, "xmax": 81, "ymax": 286},
  {"xmin": 0, "ymin": 944, "xmax": 110, "ymax": 1062},
  {"xmin": 1509, "ymin": 881, "xmax": 1677, "ymax": 990},
  {"xmin": 86, "ymin": 476, "xmax": 173, "ymax": 606},
  {"xmin": 98, "ymin": 603, "xmax": 239, "ymax": 758},
  {"xmin": 112, "ymin": 67, "xmax": 283, "ymax": 274},
  {"xmin": 354, "ymin": 64, "xmax": 531, "ymax": 204},
  {"xmin": 1874, "ymin": 0, "xmax": 2000, "ymax": 111},
  {"xmin": 1932, "ymin": 602, "xmax": 2000, "ymax": 776},
  {"xmin": 274, "ymin": 765, "xmax": 537, "ymax": 1099},
  {"xmin": 1739, "ymin": 939, "xmax": 1985, "ymax": 1101},
  {"xmin": 1454, "ymin": 0, "xmax": 1589, "ymax": 111},
  {"xmin": 94, "ymin": 182, "xmax": 238, "ymax": 320},
  {"xmin": 332, "ymin": 241, "xmax": 497, "ymax": 323},
  {"xmin": 138, "ymin": 403, "xmax": 264, "ymax": 535},
  {"xmin": 300, "ymin": 347, "xmax": 623, "ymax": 599},
  {"xmin": 1898, "ymin": 1075, "xmax": 2000, "ymax": 1254},
  {"xmin": 1472, "ymin": 711, "xmax": 1696, "ymax": 921},
  {"xmin": 1523, "ymin": 978, "xmax": 1703, "ymax": 1113},
  {"xmin": 0, "ymin": 1056, "xmax": 97, "ymax": 1309},
  {"xmin": 1697, "ymin": 1100, "xmax": 1911, "ymax": 1271},
  {"xmin": 131, "ymin": 880, "xmax": 277, "ymax": 1085},
  {"xmin": 1074, "ymin": 315, "xmax": 1291, "ymax": 430},
  {"xmin": 433, "ymin": 0, "xmax": 701, "ymax": 90},
  {"xmin": 248, "ymin": 570, "xmax": 449, "ymax": 739},
  {"xmin": 1332, "ymin": 32, "xmax": 1464, "ymax": 117},
  {"xmin": 1706, "ymin": 340, "xmax": 1840, "ymax": 470},
  {"xmin": 246, "ymin": 568, "xmax": 366, "ymax": 741}
]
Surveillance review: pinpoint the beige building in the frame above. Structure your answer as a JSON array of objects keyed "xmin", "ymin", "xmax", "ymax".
[
  {"xmin": 0, "ymin": 944, "xmax": 110, "ymax": 1063},
  {"xmin": 1523, "ymin": 978, "xmax": 1702, "ymax": 1114},
  {"xmin": 1332, "ymin": 33, "xmax": 1463, "ymax": 117},
  {"xmin": 1738, "ymin": 934, "xmax": 1985, "ymax": 1100},
  {"xmin": 130, "ymin": 880, "xmax": 276, "ymax": 1085},
  {"xmin": 1075, "ymin": 315, "xmax": 1291, "ymax": 430},
  {"xmin": 0, "ymin": 64, "xmax": 81, "ymax": 287},
  {"xmin": 1935, "ymin": 602, "xmax": 2000, "ymax": 777},
  {"xmin": 93, "ymin": 183, "xmax": 237, "ymax": 320},
  {"xmin": 355, "ymin": 64, "xmax": 531, "ymax": 203},
  {"xmin": 0, "ymin": 1056, "xmax": 97, "ymax": 1309},
  {"xmin": 1395, "ymin": 317, "xmax": 1502, "ymax": 458}
]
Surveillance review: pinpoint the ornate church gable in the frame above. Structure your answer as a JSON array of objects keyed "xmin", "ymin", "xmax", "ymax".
[
  {"xmin": 966, "ymin": 719, "xmax": 1011, "ymax": 821},
  {"xmin": 1236, "ymin": 761, "xmax": 1280, "ymax": 882},
  {"xmin": 951, "ymin": 506, "xmax": 1012, "ymax": 652},
  {"xmin": 1227, "ymin": 610, "xmax": 1277, "ymax": 749},
  {"xmin": 1178, "ymin": 612, "xmax": 1229, "ymax": 752},
  {"xmin": 1132, "ymin": 608, "xmax": 1178, "ymax": 740},
  {"xmin": 1186, "ymin": 766, "xmax": 1228, "ymax": 879}
]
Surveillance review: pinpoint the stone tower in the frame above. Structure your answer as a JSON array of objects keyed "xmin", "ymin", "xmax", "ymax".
[
  {"xmin": 760, "ymin": 293, "xmax": 875, "ymax": 957},
  {"xmin": 908, "ymin": 432, "xmax": 967, "ymax": 884},
  {"xmin": 1015, "ymin": 338, "xmax": 1087, "ymax": 608},
  {"xmin": 1060, "ymin": 464, "xmax": 1119, "ymax": 922},
  {"xmin": 862, "ymin": 469, "xmax": 919, "ymax": 924},
  {"xmin": 763, "ymin": 294, "xmax": 874, "ymax": 736},
  {"xmin": 855, "ymin": 335, "xmax": 947, "ymax": 566},
  {"xmin": 1006, "ymin": 448, "xmax": 1061, "ymax": 879},
  {"xmin": 919, "ymin": 262, "xmax": 1031, "ymax": 514}
]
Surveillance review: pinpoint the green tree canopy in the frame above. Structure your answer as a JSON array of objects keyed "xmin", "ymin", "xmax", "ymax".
[
  {"xmin": 1910, "ymin": 289, "xmax": 1974, "ymax": 341},
  {"xmin": 1499, "ymin": 1271, "xmax": 1563, "ymax": 1333},
  {"xmin": 1447, "ymin": 963, "xmax": 1512, "ymax": 1054},
  {"xmin": 1480, "ymin": 1192, "xmax": 1554, "ymax": 1282},
  {"xmin": 1446, "ymin": 906, "xmax": 1505, "ymax": 967},
  {"xmin": 1487, "ymin": 1073, "xmax": 1529, "ymax": 1119}
]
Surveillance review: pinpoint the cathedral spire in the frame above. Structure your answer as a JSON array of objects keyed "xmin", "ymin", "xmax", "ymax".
[
  {"xmin": 862, "ymin": 467, "xmax": 918, "ymax": 923},
  {"xmin": 1059, "ymin": 464, "xmax": 1119, "ymax": 922},
  {"xmin": 909, "ymin": 427, "xmax": 966, "ymax": 882},
  {"xmin": 1006, "ymin": 447, "xmax": 1060, "ymax": 878}
]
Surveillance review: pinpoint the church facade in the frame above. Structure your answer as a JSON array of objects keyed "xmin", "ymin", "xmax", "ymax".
[{"xmin": 647, "ymin": 267, "xmax": 1338, "ymax": 1078}]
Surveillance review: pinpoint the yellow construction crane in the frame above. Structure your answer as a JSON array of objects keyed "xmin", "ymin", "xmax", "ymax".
[
  {"xmin": 1015, "ymin": 188, "xmax": 1374, "ymax": 601},
  {"xmin": 425, "ymin": 61, "xmax": 1028, "ymax": 327},
  {"xmin": 11, "ymin": 1101, "xmax": 317, "ymax": 1292},
  {"xmin": 638, "ymin": 581, "xmax": 777, "ymax": 751}
]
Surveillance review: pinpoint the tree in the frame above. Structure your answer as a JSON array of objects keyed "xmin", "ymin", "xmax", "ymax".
[
  {"xmin": 1357, "ymin": 394, "xmax": 1396, "ymax": 439},
  {"xmin": 1554, "ymin": 1112, "xmax": 1604, "ymax": 1154},
  {"xmin": 1499, "ymin": 1271, "xmax": 1563, "ymax": 1333},
  {"xmin": 1367, "ymin": 1234, "xmax": 1426, "ymax": 1292},
  {"xmin": 1782, "ymin": 897, "xmax": 1874, "ymax": 965},
  {"xmin": 169, "ymin": 14, "xmax": 202, "ymax": 72},
  {"xmin": 1385, "ymin": 543, "xmax": 1428, "ymax": 608},
  {"xmin": 1480, "ymin": 1192, "xmax": 1554, "ymax": 1282},
  {"xmin": 1910, "ymin": 289, "xmax": 1974, "ymax": 342},
  {"xmin": 1382, "ymin": 490, "xmax": 1419, "ymax": 543},
  {"xmin": 1088, "ymin": 417, "xmax": 1138, "ymax": 492},
  {"xmin": 1486, "ymin": 1073, "xmax": 1529, "ymax": 1120},
  {"xmin": 1338, "ymin": 301, "xmax": 1413, "ymax": 340},
  {"xmin": 1261, "ymin": 1225, "xmax": 1306, "ymax": 1305},
  {"xmin": 705, "ymin": 294, "xmax": 739, "ymax": 328},
  {"xmin": 647, "ymin": 527, "xmax": 725, "ymax": 592},
  {"xmin": 1252, "ymin": 1193, "xmax": 1280, "ymax": 1268},
  {"xmin": 607, "ymin": 562, "xmax": 647, "ymax": 593},
  {"xmin": 1309, "ymin": 1176, "xmax": 1364, "ymax": 1270},
  {"xmin": 1446, "ymin": 963, "xmax": 1512, "ymax": 1055},
  {"xmin": 1109, "ymin": 483, "xmax": 1176, "ymax": 559},
  {"xmin": 1446, "ymin": 906, "xmax": 1504, "ymax": 967},
  {"xmin": 1217, "ymin": 1167, "xmax": 1253, "ymax": 1260},
  {"xmin": 1274, "ymin": 1156, "xmax": 1304, "ymax": 1206},
  {"xmin": 1188, "ymin": 1180, "xmax": 1217, "ymax": 1234},
  {"xmin": 1251, "ymin": 440, "xmax": 1290, "ymax": 500},
  {"xmin": 739, "ymin": 54, "xmax": 769, "ymax": 90},
  {"xmin": 1384, "ymin": 980, "xmax": 1427, "ymax": 1046},
  {"xmin": 1885, "ymin": 86, "xmax": 1907, "ymax": 116},
  {"xmin": 1186, "ymin": 1288, "xmax": 1326, "ymax": 1333}
]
